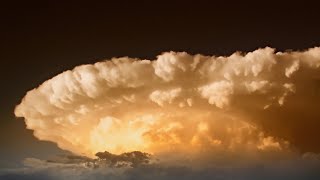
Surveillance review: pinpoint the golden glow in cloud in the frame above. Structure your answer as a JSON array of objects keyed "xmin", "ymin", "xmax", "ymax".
[{"xmin": 15, "ymin": 47, "xmax": 320, "ymax": 157}]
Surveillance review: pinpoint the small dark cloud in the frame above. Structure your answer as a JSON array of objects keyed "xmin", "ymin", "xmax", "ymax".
[{"xmin": 95, "ymin": 151, "xmax": 151, "ymax": 167}]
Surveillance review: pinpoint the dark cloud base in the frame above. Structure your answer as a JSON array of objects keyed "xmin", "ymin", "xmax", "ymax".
[{"xmin": 1, "ymin": 154, "xmax": 320, "ymax": 180}]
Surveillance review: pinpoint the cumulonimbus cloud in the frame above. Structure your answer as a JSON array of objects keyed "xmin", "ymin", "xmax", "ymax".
[{"xmin": 15, "ymin": 47, "xmax": 320, "ymax": 158}]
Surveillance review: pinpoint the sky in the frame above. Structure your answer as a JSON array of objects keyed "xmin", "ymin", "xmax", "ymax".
[{"xmin": 1, "ymin": 1, "xmax": 320, "ymax": 179}]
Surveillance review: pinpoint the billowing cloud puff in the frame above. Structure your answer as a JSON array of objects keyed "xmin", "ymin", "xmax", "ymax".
[{"xmin": 15, "ymin": 47, "xmax": 320, "ymax": 158}]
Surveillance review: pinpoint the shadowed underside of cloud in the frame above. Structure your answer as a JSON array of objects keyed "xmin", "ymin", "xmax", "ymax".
[{"xmin": 1, "ymin": 153, "xmax": 320, "ymax": 180}]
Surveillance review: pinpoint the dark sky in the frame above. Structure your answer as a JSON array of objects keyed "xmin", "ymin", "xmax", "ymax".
[{"xmin": 0, "ymin": 1, "xmax": 319, "ymax": 168}]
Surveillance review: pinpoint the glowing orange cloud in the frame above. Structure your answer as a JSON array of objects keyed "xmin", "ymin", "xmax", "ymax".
[{"xmin": 15, "ymin": 47, "xmax": 320, "ymax": 157}]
